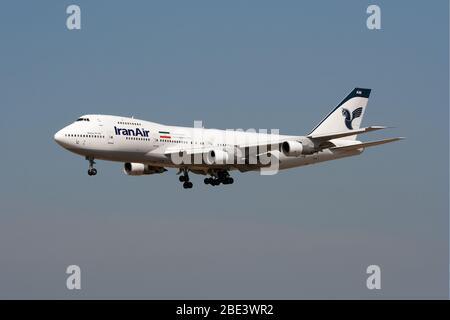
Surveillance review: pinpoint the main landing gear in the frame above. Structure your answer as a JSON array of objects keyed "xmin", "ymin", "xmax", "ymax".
[
  {"xmin": 178, "ymin": 169, "xmax": 193, "ymax": 189},
  {"xmin": 177, "ymin": 169, "xmax": 233, "ymax": 189},
  {"xmin": 86, "ymin": 157, "xmax": 97, "ymax": 176},
  {"xmin": 204, "ymin": 170, "xmax": 234, "ymax": 186}
]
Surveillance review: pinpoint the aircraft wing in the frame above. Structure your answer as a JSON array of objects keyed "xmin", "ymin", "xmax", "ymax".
[
  {"xmin": 163, "ymin": 145, "xmax": 213, "ymax": 156},
  {"xmin": 163, "ymin": 137, "xmax": 289, "ymax": 156},
  {"xmin": 235, "ymin": 137, "xmax": 289, "ymax": 150},
  {"xmin": 161, "ymin": 131, "xmax": 402, "ymax": 159},
  {"xmin": 330, "ymin": 137, "xmax": 404, "ymax": 152}
]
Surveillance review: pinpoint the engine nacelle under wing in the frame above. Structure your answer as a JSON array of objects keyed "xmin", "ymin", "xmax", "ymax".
[
  {"xmin": 123, "ymin": 162, "xmax": 167, "ymax": 176},
  {"xmin": 205, "ymin": 149, "xmax": 229, "ymax": 165},
  {"xmin": 281, "ymin": 139, "xmax": 315, "ymax": 157}
]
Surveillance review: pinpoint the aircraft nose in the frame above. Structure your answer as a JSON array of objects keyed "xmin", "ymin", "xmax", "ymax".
[{"xmin": 54, "ymin": 129, "xmax": 65, "ymax": 146}]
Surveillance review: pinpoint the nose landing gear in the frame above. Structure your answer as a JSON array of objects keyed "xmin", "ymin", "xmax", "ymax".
[{"xmin": 86, "ymin": 157, "xmax": 97, "ymax": 176}]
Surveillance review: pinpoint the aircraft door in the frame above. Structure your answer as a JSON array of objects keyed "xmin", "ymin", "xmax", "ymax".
[{"xmin": 107, "ymin": 129, "xmax": 114, "ymax": 145}]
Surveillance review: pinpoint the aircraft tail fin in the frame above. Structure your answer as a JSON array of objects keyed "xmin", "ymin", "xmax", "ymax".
[{"xmin": 309, "ymin": 88, "xmax": 371, "ymax": 141}]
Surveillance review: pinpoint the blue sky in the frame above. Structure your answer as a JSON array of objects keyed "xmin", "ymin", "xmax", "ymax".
[{"xmin": 0, "ymin": 0, "xmax": 448, "ymax": 298}]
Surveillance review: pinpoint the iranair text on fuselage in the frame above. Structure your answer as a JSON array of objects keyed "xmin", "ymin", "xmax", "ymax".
[{"xmin": 114, "ymin": 126, "xmax": 150, "ymax": 137}]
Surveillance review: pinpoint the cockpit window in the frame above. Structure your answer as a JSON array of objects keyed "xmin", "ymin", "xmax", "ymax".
[{"xmin": 76, "ymin": 118, "xmax": 90, "ymax": 122}]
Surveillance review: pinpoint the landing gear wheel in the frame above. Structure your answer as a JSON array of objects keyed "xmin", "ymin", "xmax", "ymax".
[
  {"xmin": 179, "ymin": 169, "xmax": 190, "ymax": 185},
  {"xmin": 86, "ymin": 157, "xmax": 97, "ymax": 176},
  {"xmin": 223, "ymin": 177, "xmax": 233, "ymax": 184},
  {"xmin": 206, "ymin": 170, "xmax": 234, "ymax": 186},
  {"xmin": 183, "ymin": 181, "xmax": 193, "ymax": 189}
]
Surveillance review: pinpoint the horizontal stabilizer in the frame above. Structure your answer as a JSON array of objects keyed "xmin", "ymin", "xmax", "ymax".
[
  {"xmin": 330, "ymin": 137, "xmax": 404, "ymax": 152},
  {"xmin": 308, "ymin": 126, "xmax": 387, "ymax": 141}
]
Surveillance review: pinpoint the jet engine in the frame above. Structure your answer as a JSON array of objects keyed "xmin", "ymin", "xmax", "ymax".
[
  {"xmin": 123, "ymin": 163, "xmax": 167, "ymax": 176},
  {"xmin": 282, "ymin": 140, "xmax": 315, "ymax": 156},
  {"xmin": 205, "ymin": 150, "xmax": 229, "ymax": 165}
]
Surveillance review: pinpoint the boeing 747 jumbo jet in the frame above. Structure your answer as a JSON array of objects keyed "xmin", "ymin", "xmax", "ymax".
[{"xmin": 54, "ymin": 88, "xmax": 403, "ymax": 189}]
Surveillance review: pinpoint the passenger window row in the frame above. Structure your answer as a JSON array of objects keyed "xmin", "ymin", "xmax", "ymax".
[
  {"xmin": 65, "ymin": 134, "xmax": 105, "ymax": 138},
  {"xmin": 118, "ymin": 121, "xmax": 141, "ymax": 126},
  {"xmin": 125, "ymin": 137, "xmax": 150, "ymax": 141},
  {"xmin": 157, "ymin": 139, "xmax": 205, "ymax": 145}
]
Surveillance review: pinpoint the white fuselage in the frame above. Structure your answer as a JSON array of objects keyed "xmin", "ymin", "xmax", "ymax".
[{"xmin": 54, "ymin": 114, "xmax": 361, "ymax": 174}]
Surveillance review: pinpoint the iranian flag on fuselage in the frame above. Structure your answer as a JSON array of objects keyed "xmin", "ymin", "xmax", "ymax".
[{"xmin": 159, "ymin": 131, "xmax": 171, "ymax": 139}]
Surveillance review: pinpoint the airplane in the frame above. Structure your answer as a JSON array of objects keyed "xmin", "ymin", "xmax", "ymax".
[{"xmin": 54, "ymin": 88, "xmax": 403, "ymax": 189}]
